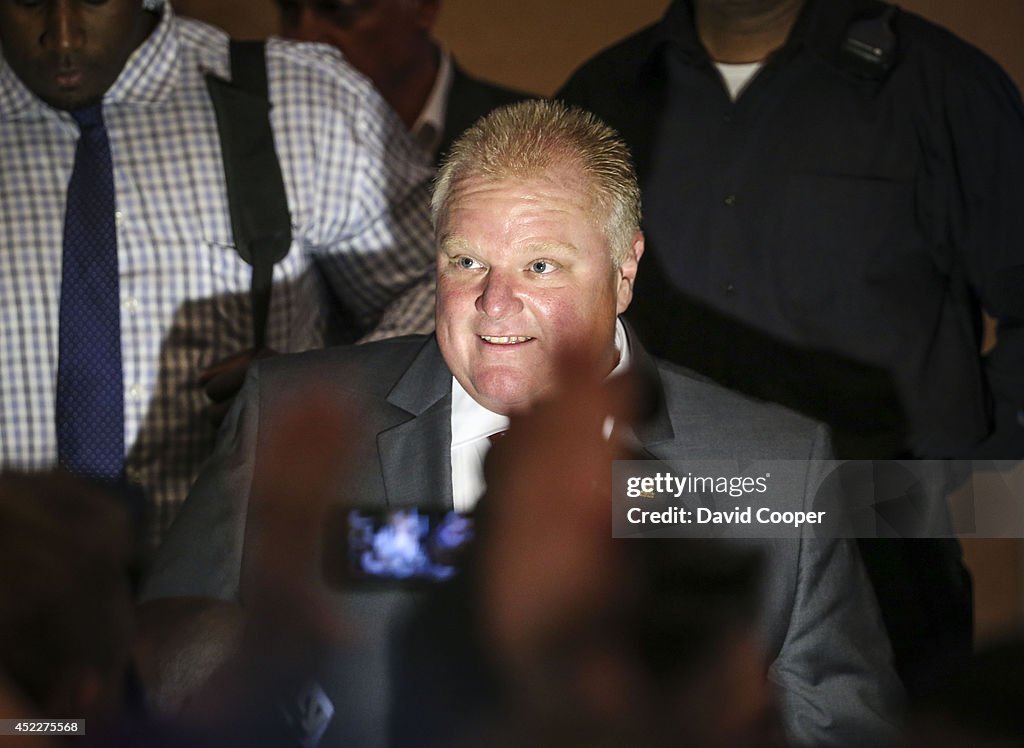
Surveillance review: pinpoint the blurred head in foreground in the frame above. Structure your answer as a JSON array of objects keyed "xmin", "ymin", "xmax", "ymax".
[
  {"xmin": 0, "ymin": 471, "xmax": 135, "ymax": 722},
  {"xmin": 904, "ymin": 633, "xmax": 1024, "ymax": 747}
]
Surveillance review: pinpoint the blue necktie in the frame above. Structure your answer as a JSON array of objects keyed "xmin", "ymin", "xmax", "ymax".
[{"xmin": 55, "ymin": 104, "xmax": 125, "ymax": 482}]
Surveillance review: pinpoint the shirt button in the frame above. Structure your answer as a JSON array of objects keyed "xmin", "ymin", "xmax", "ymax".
[
  {"xmin": 115, "ymin": 210, "xmax": 125, "ymax": 227},
  {"xmin": 128, "ymin": 383, "xmax": 142, "ymax": 401},
  {"xmin": 724, "ymin": 194, "xmax": 737, "ymax": 207},
  {"xmin": 725, "ymin": 283, "xmax": 736, "ymax": 295},
  {"xmin": 122, "ymin": 296, "xmax": 139, "ymax": 313},
  {"xmin": 723, "ymin": 113, "xmax": 733, "ymax": 123}
]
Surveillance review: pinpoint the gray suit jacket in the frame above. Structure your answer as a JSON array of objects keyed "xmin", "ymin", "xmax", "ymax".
[{"xmin": 144, "ymin": 333, "xmax": 901, "ymax": 746}]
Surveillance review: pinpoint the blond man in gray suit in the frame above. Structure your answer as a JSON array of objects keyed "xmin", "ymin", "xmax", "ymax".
[{"xmin": 146, "ymin": 100, "xmax": 901, "ymax": 746}]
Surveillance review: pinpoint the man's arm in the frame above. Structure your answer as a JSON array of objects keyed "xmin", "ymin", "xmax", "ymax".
[
  {"xmin": 768, "ymin": 428, "xmax": 904, "ymax": 746},
  {"xmin": 142, "ymin": 365, "xmax": 263, "ymax": 602},
  {"xmin": 770, "ymin": 535, "xmax": 904, "ymax": 746},
  {"xmin": 197, "ymin": 42, "xmax": 436, "ymax": 419},
  {"xmin": 274, "ymin": 40, "xmax": 436, "ymax": 340},
  {"xmin": 934, "ymin": 42, "xmax": 1024, "ymax": 456}
]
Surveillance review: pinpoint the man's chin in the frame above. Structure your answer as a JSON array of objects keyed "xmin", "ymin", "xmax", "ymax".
[
  {"xmin": 44, "ymin": 90, "xmax": 103, "ymax": 112},
  {"xmin": 30, "ymin": 75, "xmax": 104, "ymax": 112},
  {"xmin": 474, "ymin": 383, "xmax": 544, "ymax": 416}
]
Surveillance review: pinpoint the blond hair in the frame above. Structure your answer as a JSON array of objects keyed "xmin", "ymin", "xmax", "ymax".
[{"xmin": 432, "ymin": 99, "xmax": 642, "ymax": 266}]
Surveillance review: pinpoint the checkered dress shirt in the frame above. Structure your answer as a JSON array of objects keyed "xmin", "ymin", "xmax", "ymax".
[{"xmin": 0, "ymin": 4, "xmax": 436, "ymax": 545}]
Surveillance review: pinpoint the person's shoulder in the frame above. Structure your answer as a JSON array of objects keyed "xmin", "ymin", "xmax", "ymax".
[
  {"xmin": 160, "ymin": 11, "xmax": 230, "ymax": 76},
  {"xmin": 566, "ymin": 21, "xmax": 663, "ymax": 81},
  {"xmin": 260, "ymin": 37, "xmax": 424, "ymax": 164},
  {"xmin": 170, "ymin": 17, "xmax": 373, "ymax": 103},
  {"xmin": 559, "ymin": 20, "xmax": 663, "ymax": 101},
  {"xmin": 259, "ymin": 335, "xmax": 435, "ymax": 396},
  {"xmin": 262, "ymin": 37, "xmax": 380, "ymax": 102},
  {"xmin": 655, "ymin": 358, "xmax": 828, "ymax": 457},
  {"xmin": 173, "ymin": 12, "xmax": 229, "ymax": 46},
  {"xmin": 893, "ymin": 7, "xmax": 1020, "ymax": 96},
  {"xmin": 895, "ymin": 7, "xmax": 993, "ymax": 63},
  {"xmin": 264, "ymin": 38, "xmax": 348, "ymax": 76},
  {"xmin": 450, "ymin": 62, "xmax": 531, "ymax": 110}
]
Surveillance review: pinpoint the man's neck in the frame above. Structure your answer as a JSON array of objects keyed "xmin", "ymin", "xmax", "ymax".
[
  {"xmin": 694, "ymin": 0, "xmax": 806, "ymax": 63},
  {"xmin": 385, "ymin": 40, "xmax": 441, "ymax": 130}
]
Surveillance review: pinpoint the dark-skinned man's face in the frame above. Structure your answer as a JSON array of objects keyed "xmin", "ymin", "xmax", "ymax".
[{"xmin": 0, "ymin": 0, "xmax": 158, "ymax": 111}]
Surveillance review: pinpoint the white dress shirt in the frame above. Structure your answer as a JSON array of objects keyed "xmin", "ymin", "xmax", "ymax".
[
  {"xmin": 411, "ymin": 47, "xmax": 454, "ymax": 160},
  {"xmin": 715, "ymin": 60, "xmax": 764, "ymax": 100},
  {"xmin": 0, "ymin": 2, "xmax": 435, "ymax": 545}
]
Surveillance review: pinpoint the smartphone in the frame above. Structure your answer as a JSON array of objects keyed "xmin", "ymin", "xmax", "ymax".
[{"xmin": 323, "ymin": 506, "xmax": 474, "ymax": 587}]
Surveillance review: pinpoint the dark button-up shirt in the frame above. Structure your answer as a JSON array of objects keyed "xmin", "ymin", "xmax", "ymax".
[{"xmin": 562, "ymin": 0, "xmax": 1024, "ymax": 458}]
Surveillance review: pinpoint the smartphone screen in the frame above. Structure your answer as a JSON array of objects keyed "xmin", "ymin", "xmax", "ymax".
[{"xmin": 323, "ymin": 507, "xmax": 474, "ymax": 587}]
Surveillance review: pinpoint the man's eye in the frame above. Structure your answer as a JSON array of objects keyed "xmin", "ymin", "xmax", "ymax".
[
  {"xmin": 529, "ymin": 260, "xmax": 557, "ymax": 274},
  {"xmin": 455, "ymin": 256, "xmax": 481, "ymax": 270}
]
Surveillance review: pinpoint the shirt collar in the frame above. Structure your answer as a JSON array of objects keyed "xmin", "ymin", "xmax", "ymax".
[
  {"xmin": 450, "ymin": 317, "xmax": 631, "ymax": 447},
  {"xmin": 0, "ymin": 1, "xmax": 179, "ymax": 120},
  {"xmin": 411, "ymin": 45, "xmax": 453, "ymax": 159},
  {"xmin": 785, "ymin": 0, "xmax": 869, "ymax": 63},
  {"xmin": 657, "ymin": 0, "xmax": 866, "ymax": 66},
  {"xmin": 104, "ymin": 0, "xmax": 181, "ymax": 106},
  {"xmin": 610, "ymin": 315, "xmax": 632, "ymax": 376},
  {"xmin": 0, "ymin": 52, "xmax": 39, "ymax": 120},
  {"xmin": 656, "ymin": 0, "xmax": 706, "ymax": 59},
  {"xmin": 451, "ymin": 382, "xmax": 509, "ymax": 449}
]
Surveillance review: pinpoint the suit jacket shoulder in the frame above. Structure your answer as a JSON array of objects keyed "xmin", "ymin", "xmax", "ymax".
[
  {"xmin": 644, "ymin": 356, "xmax": 901, "ymax": 745},
  {"xmin": 258, "ymin": 334, "xmax": 435, "ymax": 401},
  {"xmin": 142, "ymin": 335, "xmax": 450, "ymax": 602},
  {"xmin": 653, "ymin": 358, "xmax": 830, "ymax": 460}
]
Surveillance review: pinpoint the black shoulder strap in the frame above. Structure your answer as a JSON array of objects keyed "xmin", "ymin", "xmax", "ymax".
[{"xmin": 204, "ymin": 39, "xmax": 292, "ymax": 350}]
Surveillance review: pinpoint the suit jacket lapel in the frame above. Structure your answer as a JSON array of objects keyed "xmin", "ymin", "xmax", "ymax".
[
  {"xmin": 378, "ymin": 337, "xmax": 455, "ymax": 510},
  {"xmin": 372, "ymin": 330, "xmax": 674, "ymax": 506},
  {"xmin": 626, "ymin": 323, "xmax": 676, "ymax": 451}
]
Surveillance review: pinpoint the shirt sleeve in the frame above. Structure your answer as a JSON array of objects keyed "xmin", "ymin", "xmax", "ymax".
[
  {"xmin": 928, "ymin": 48, "xmax": 1024, "ymax": 453},
  {"xmin": 141, "ymin": 363, "xmax": 261, "ymax": 603},
  {"xmin": 266, "ymin": 40, "xmax": 437, "ymax": 341},
  {"xmin": 768, "ymin": 426, "xmax": 905, "ymax": 746},
  {"xmin": 361, "ymin": 270, "xmax": 437, "ymax": 342}
]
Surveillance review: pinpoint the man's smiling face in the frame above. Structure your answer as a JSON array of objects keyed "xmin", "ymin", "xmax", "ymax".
[{"xmin": 435, "ymin": 168, "xmax": 640, "ymax": 415}]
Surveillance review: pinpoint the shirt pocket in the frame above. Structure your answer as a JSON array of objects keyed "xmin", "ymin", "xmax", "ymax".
[
  {"xmin": 205, "ymin": 232, "xmax": 316, "ymax": 354},
  {"xmin": 774, "ymin": 172, "xmax": 924, "ymax": 337}
]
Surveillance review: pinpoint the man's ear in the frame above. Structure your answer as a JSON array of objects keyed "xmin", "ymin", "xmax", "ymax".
[{"xmin": 615, "ymin": 231, "xmax": 645, "ymax": 315}]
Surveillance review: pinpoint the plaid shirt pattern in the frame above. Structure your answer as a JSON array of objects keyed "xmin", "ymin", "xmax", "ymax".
[{"xmin": 0, "ymin": 5, "xmax": 436, "ymax": 545}]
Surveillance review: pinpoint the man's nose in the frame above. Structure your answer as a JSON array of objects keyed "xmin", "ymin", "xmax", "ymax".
[
  {"xmin": 476, "ymin": 271, "xmax": 524, "ymax": 320},
  {"xmin": 42, "ymin": 0, "xmax": 85, "ymax": 53}
]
